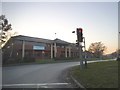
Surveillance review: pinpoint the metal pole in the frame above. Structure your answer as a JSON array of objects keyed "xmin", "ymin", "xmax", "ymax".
[
  {"xmin": 0, "ymin": 43, "xmax": 2, "ymax": 67},
  {"xmin": 79, "ymin": 42, "xmax": 83, "ymax": 69},
  {"xmin": 0, "ymin": 19, "xmax": 3, "ymax": 67},
  {"xmin": 0, "ymin": 46, "xmax": 2, "ymax": 90},
  {"xmin": 117, "ymin": 32, "xmax": 120, "ymax": 60},
  {"xmin": 0, "ymin": 31, "xmax": 2, "ymax": 67},
  {"xmin": 0, "ymin": 15, "xmax": 3, "ymax": 90},
  {"xmin": 83, "ymin": 37, "xmax": 87, "ymax": 68}
]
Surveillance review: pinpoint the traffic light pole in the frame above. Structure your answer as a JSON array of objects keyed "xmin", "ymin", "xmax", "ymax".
[
  {"xmin": 74, "ymin": 28, "xmax": 87, "ymax": 69},
  {"xmin": 78, "ymin": 37, "xmax": 87, "ymax": 69},
  {"xmin": 79, "ymin": 42, "xmax": 84, "ymax": 69},
  {"xmin": 83, "ymin": 37, "xmax": 87, "ymax": 68}
]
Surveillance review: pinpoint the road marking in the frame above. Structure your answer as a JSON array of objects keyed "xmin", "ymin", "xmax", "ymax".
[
  {"xmin": 39, "ymin": 85, "xmax": 48, "ymax": 88},
  {"xmin": 2, "ymin": 83, "xmax": 69, "ymax": 87}
]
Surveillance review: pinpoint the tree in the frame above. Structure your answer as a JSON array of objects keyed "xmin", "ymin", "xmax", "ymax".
[
  {"xmin": 88, "ymin": 42, "xmax": 106, "ymax": 58},
  {"xmin": 0, "ymin": 15, "xmax": 12, "ymax": 48}
]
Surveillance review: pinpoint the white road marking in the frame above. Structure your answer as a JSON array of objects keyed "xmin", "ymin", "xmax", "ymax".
[{"xmin": 1, "ymin": 83, "xmax": 69, "ymax": 87}]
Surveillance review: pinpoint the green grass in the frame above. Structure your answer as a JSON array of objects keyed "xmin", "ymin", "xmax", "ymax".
[
  {"xmin": 35, "ymin": 59, "xmax": 80, "ymax": 64},
  {"xmin": 70, "ymin": 61, "xmax": 118, "ymax": 88},
  {"xmin": 35, "ymin": 58, "xmax": 112, "ymax": 64},
  {"xmin": 35, "ymin": 59, "xmax": 56, "ymax": 64},
  {"xmin": 3, "ymin": 58, "xmax": 80, "ymax": 66}
]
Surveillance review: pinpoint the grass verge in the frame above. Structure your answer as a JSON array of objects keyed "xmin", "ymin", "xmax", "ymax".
[
  {"xmin": 35, "ymin": 59, "xmax": 80, "ymax": 64},
  {"xmin": 70, "ymin": 61, "xmax": 118, "ymax": 88},
  {"xmin": 3, "ymin": 58, "xmax": 80, "ymax": 66}
]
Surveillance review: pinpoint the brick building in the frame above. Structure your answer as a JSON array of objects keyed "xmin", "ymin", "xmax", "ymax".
[{"xmin": 2, "ymin": 35, "xmax": 79, "ymax": 63}]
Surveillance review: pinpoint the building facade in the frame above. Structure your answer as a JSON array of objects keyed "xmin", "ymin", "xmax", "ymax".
[{"xmin": 2, "ymin": 35, "xmax": 79, "ymax": 63}]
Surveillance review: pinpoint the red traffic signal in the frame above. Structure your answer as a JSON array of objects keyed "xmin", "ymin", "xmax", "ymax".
[
  {"xmin": 76, "ymin": 28, "xmax": 83, "ymax": 42},
  {"xmin": 77, "ymin": 28, "xmax": 82, "ymax": 32}
]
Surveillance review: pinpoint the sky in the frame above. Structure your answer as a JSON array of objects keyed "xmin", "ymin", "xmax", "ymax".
[{"xmin": 1, "ymin": 1, "xmax": 119, "ymax": 54}]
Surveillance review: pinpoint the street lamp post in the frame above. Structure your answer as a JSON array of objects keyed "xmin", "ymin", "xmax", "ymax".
[{"xmin": 117, "ymin": 32, "xmax": 120, "ymax": 61}]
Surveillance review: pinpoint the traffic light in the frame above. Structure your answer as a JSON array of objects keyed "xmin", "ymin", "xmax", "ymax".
[{"xmin": 76, "ymin": 28, "xmax": 83, "ymax": 42}]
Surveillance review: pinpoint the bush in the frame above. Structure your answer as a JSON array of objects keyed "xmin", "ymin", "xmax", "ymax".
[
  {"xmin": 23, "ymin": 56, "xmax": 35, "ymax": 63},
  {"xmin": 3, "ymin": 58, "xmax": 20, "ymax": 65},
  {"xmin": 14, "ymin": 56, "xmax": 36, "ymax": 63},
  {"xmin": 54, "ymin": 57, "xmax": 75, "ymax": 60}
]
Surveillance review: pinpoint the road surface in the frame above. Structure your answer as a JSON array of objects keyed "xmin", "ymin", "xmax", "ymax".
[
  {"xmin": 2, "ymin": 59, "xmax": 114, "ymax": 89},
  {"xmin": 2, "ymin": 61, "xmax": 80, "ymax": 88}
]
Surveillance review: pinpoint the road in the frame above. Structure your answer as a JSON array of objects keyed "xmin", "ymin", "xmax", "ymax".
[
  {"xmin": 2, "ymin": 61, "xmax": 80, "ymax": 88},
  {"xmin": 2, "ymin": 59, "xmax": 115, "ymax": 89}
]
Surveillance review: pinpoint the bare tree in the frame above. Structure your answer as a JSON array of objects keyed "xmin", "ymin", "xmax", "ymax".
[
  {"xmin": 0, "ymin": 15, "xmax": 12, "ymax": 48},
  {"xmin": 88, "ymin": 42, "xmax": 106, "ymax": 58}
]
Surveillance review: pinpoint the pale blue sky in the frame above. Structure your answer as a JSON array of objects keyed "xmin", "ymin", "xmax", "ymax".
[{"xmin": 1, "ymin": 2, "xmax": 118, "ymax": 54}]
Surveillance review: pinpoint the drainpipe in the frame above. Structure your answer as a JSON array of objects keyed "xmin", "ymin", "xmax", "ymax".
[
  {"xmin": 69, "ymin": 46, "xmax": 71, "ymax": 57},
  {"xmin": 65, "ymin": 47, "xmax": 67, "ymax": 58},
  {"xmin": 22, "ymin": 40, "xmax": 25, "ymax": 60},
  {"xmin": 51, "ymin": 43, "xmax": 53, "ymax": 59},
  {"xmin": 54, "ymin": 43, "xmax": 57, "ymax": 58},
  {"xmin": 9, "ymin": 43, "xmax": 13, "ymax": 58}
]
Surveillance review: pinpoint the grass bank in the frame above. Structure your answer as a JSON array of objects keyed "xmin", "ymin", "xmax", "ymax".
[{"xmin": 70, "ymin": 61, "xmax": 118, "ymax": 88}]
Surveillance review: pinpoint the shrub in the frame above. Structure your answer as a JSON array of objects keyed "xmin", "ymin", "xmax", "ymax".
[{"xmin": 23, "ymin": 56, "xmax": 35, "ymax": 63}]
